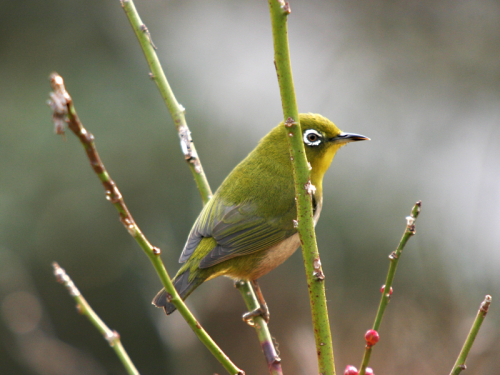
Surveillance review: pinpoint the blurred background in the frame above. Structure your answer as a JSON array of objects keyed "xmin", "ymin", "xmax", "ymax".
[{"xmin": 1, "ymin": 0, "xmax": 499, "ymax": 374}]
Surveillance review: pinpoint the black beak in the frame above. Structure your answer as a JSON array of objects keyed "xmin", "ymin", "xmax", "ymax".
[{"xmin": 330, "ymin": 132, "xmax": 370, "ymax": 143}]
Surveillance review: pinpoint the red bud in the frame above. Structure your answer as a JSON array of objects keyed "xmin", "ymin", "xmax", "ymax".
[
  {"xmin": 344, "ymin": 365, "xmax": 359, "ymax": 375},
  {"xmin": 365, "ymin": 367, "xmax": 374, "ymax": 375},
  {"xmin": 365, "ymin": 329, "xmax": 380, "ymax": 346},
  {"xmin": 380, "ymin": 285, "xmax": 393, "ymax": 295}
]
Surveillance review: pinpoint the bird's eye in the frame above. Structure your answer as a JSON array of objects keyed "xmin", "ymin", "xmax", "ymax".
[
  {"xmin": 303, "ymin": 129, "xmax": 322, "ymax": 146},
  {"xmin": 307, "ymin": 133, "xmax": 318, "ymax": 142}
]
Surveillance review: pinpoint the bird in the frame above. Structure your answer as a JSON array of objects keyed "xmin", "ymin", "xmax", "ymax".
[{"xmin": 153, "ymin": 113, "xmax": 368, "ymax": 322}]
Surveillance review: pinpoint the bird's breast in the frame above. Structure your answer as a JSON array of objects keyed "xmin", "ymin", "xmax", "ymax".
[
  {"xmin": 250, "ymin": 196, "xmax": 323, "ymax": 280},
  {"xmin": 251, "ymin": 232, "xmax": 301, "ymax": 280}
]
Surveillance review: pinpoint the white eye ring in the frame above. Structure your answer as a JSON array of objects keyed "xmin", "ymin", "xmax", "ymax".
[{"xmin": 303, "ymin": 129, "xmax": 322, "ymax": 146}]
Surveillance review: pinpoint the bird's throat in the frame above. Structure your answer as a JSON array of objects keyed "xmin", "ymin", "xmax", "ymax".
[{"xmin": 309, "ymin": 142, "xmax": 344, "ymax": 198}]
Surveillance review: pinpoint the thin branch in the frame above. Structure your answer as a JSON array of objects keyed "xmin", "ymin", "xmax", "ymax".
[
  {"xmin": 120, "ymin": 0, "xmax": 212, "ymax": 204},
  {"xmin": 358, "ymin": 201, "xmax": 421, "ymax": 375},
  {"xmin": 449, "ymin": 295, "xmax": 492, "ymax": 375},
  {"xmin": 268, "ymin": 1, "xmax": 335, "ymax": 374},
  {"xmin": 236, "ymin": 281, "xmax": 283, "ymax": 375},
  {"xmin": 48, "ymin": 74, "xmax": 243, "ymax": 375},
  {"xmin": 118, "ymin": 1, "xmax": 282, "ymax": 372},
  {"xmin": 52, "ymin": 263, "xmax": 140, "ymax": 375},
  {"xmin": 268, "ymin": 0, "xmax": 334, "ymax": 372}
]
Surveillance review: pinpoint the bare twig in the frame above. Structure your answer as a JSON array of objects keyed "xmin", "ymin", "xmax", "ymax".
[
  {"xmin": 120, "ymin": 0, "xmax": 212, "ymax": 204},
  {"xmin": 119, "ymin": 1, "xmax": 282, "ymax": 372},
  {"xmin": 235, "ymin": 281, "xmax": 283, "ymax": 375},
  {"xmin": 52, "ymin": 263, "xmax": 140, "ymax": 375},
  {"xmin": 268, "ymin": 0, "xmax": 334, "ymax": 373},
  {"xmin": 358, "ymin": 201, "xmax": 421, "ymax": 375},
  {"xmin": 48, "ymin": 73, "xmax": 244, "ymax": 375},
  {"xmin": 449, "ymin": 295, "xmax": 492, "ymax": 375}
]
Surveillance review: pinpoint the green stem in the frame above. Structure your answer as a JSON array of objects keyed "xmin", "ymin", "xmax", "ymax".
[
  {"xmin": 48, "ymin": 74, "xmax": 243, "ymax": 375},
  {"xmin": 120, "ymin": 0, "xmax": 212, "ymax": 204},
  {"xmin": 358, "ymin": 347, "xmax": 373, "ymax": 375},
  {"xmin": 358, "ymin": 201, "xmax": 421, "ymax": 375},
  {"xmin": 449, "ymin": 295, "xmax": 492, "ymax": 375},
  {"xmin": 268, "ymin": 1, "xmax": 334, "ymax": 374},
  {"xmin": 373, "ymin": 201, "xmax": 421, "ymax": 331},
  {"xmin": 52, "ymin": 263, "xmax": 140, "ymax": 375},
  {"xmin": 236, "ymin": 281, "xmax": 283, "ymax": 375},
  {"xmin": 119, "ymin": 0, "xmax": 284, "ymax": 372}
]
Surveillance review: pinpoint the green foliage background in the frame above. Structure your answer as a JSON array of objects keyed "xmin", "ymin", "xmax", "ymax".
[{"xmin": 1, "ymin": 1, "xmax": 499, "ymax": 374}]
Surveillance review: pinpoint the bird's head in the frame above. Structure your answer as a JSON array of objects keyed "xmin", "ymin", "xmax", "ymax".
[{"xmin": 299, "ymin": 113, "xmax": 369, "ymax": 186}]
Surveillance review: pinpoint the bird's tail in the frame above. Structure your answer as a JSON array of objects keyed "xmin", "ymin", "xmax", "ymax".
[{"xmin": 152, "ymin": 269, "xmax": 202, "ymax": 315}]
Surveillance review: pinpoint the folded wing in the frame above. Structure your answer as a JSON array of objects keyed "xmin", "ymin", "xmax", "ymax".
[{"xmin": 179, "ymin": 197, "xmax": 296, "ymax": 268}]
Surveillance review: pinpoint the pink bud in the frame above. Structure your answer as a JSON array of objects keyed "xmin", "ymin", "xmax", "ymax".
[
  {"xmin": 365, "ymin": 367, "xmax": 374, "ymax": 375},
  {"xmin": 365, "ymin": 329, "xmax": 380, "ymax": 346},
  {"xmin": 344, "ymin": 365, "xmax": 359, "ymax": 375},
  {"xmin": 380, "ymin": 285, "xmax": 393, "ymax": 295}
]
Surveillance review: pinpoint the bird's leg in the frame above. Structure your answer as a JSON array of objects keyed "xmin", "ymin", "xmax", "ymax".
[{"xmin": 241, "ymin": 279, "xmax": 270, "ymax": 325}]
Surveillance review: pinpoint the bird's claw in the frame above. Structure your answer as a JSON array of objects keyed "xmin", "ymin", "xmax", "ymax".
[{"xmin": 242, "ymin": 304, "xmax": 270, "ymax": 326}]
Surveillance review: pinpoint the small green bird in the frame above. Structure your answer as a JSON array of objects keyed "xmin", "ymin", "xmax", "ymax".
[{"xmin": 153, "ymin": 113, "xmax": 368, "ymax": 321}]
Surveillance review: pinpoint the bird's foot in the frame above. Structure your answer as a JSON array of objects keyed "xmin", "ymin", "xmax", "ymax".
[{"xmin": 242, "ymin": 303, "xmax": 270, "ymax": 326}]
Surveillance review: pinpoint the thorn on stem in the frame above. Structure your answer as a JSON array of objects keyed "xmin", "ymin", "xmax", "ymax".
[
  {"xmin": 105, "ymin": 330, "xmax": 120, "ymax": 346},
  {"xmin": 304, "ymin": 180, "xmax": 316, "ymax": 195},
  {"xmin": 405, "ymin": 216, "xmax": 415, "ymax": 227},
  {"xmin": 52, "ymin": 262, "xmax": 65, "ymax": 283},
  {"xmin": 140, "ymin": 24, "xmax": 157, "ymax": 50},
  {"xmin": 178, "ymin": 124, "xmax": 200, "ymax": 174},
  {"xmin": 405, "ymin": 215, "xmax": 416, "ymax": 234},
  {"xmin": 48, "ymin": 73, "xmax": 70, "ymax": 135},
  {"xmin": 179, "ymin": 126, "xmax": 196, "ymax": 160},
  {"xmin": 388, "ymin": 251, "xmax": 398, "ymax": 260},
  {"xmin": 480, "ymin": 295, "xmax": 492, "ymax": 314},
  {"xmin": 190, "ymin": 159, "xmax": 202, "ymax": 174},
  {"xmin": 120, "ymin": 216, "xmax": 136, "ymax": 235},
  {"xmin": 284, "ymin": 117, "xmax": 296, "ymax": 127},
  {"xmin": 148, "ymin": 72, "xmax": 155, "ymax": 80},
  {"xmin": 177, "ymin": 104, "xmax": 186, "ymax": 114},
  {"xmin": 126, "ymin": 225, "xmax": 135, "ymax": 236},
  {"xmin": 105, "ymin": 184, "xmax": 122, "ymax": 204},
  {"xmin": 152, "ymin": 247, "xmax": 161, "ymax": 255},
  {"xmin": 313, "ymin": 271, "xmax": 324, "ymax": 281},
  {"xmin": 81, "ymin": 130, "xmax": 95, "ymax": 144},
  {"xmin": 52, "ymin": 262, "xmax": 81, "ymax": 297},
  {"xmin": 281, "ymin": 1, "xmax": 291, "ymax": 14},
  {"xmin": 90, "ymin": 158, "xmax": 104, "ymax": 173},
  {"xmin": 313, "ymin": 257, "xmax": 325, "ymax": 281}
]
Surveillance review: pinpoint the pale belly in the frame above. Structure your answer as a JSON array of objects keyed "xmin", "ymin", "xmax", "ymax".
[{"xmin": 242, "ymin": 197, "xmax": 323, "ymax": 280}]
